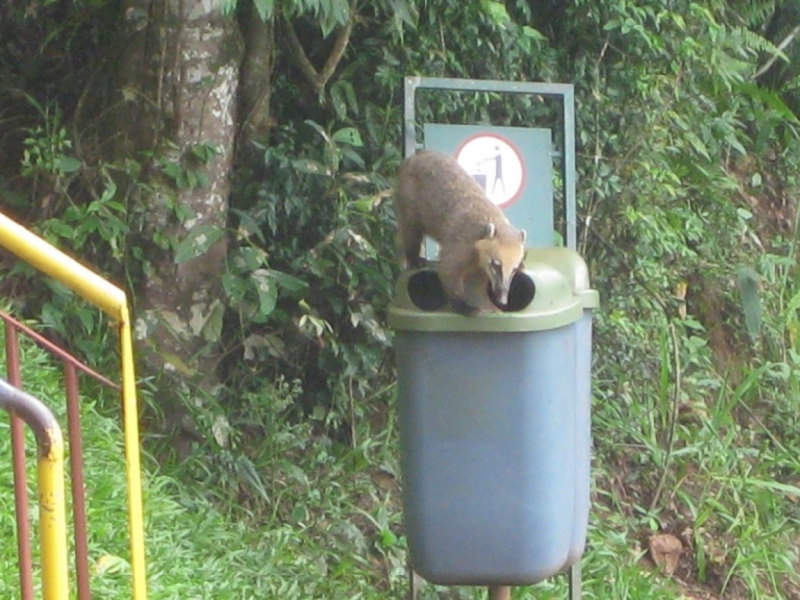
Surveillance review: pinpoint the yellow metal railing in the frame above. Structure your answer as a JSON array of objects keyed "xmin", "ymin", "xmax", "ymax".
[
  {"xmin": 0, "ymin": 211, "xmax": 147, "ymax": 599},
  {"xmin": 0, "ymin": 378, "xmax": 69, "ymax": 600}
]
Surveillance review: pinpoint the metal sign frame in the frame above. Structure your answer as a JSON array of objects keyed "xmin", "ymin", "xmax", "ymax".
[
  {"xmin": 403, "ymin": 76, "xmax": 577, "ymax": 251},
  {"xmin": 403, "ymin": 76, "xmax": 582, "ymax": 600}
]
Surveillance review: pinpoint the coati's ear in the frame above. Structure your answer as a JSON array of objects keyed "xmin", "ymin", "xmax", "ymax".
[
  {"xmin": 483, "ymin": 223, "xmax": 497, "ymax": 239},
  {"xmin": 520, "ymin": 229, "xmax": 527, "ymax": 243}
]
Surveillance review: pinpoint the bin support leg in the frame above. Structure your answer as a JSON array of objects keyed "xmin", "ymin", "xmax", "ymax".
[
  {"xmin": 407, "ymin": 563, "xmax": 425, "ymax": 600},
  {"xmin": 569, "ymin": 563, "xmax": 582, "ymax": 599},
  {"xmin": 488, "ymin": 586, "xmax": 511, "ymax": 600}
]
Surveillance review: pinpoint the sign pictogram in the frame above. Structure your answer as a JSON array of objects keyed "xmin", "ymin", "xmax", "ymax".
[{"xmin": 455, "ymin": 133, "xmax": 526, "ymax": 208}]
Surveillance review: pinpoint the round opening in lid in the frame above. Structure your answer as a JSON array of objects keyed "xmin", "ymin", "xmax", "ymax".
[{"xmin": 407, "ymin": 270, "xmax": 447, "ymax": 312}]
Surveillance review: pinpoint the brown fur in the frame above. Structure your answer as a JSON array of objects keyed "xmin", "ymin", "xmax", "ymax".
[{"xmin": 394, "ymin": 151, "xmax": 526, "ymax": 314}]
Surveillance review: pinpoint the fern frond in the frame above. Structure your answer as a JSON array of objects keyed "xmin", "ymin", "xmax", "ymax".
[
  {"xmin": 726, "ymin": 0, "xmax": 778, "ymax": 30},
  {"xmin": 732, "ymin": 26, "xmax": 784, "ymax": 58}
]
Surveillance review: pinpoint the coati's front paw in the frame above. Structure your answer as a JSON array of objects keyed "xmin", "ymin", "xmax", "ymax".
[{"xmin": 451, "ymin": 299, "xmax": 481, "ymax": 316}]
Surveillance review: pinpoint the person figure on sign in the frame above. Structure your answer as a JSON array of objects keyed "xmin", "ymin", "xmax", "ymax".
[{"xmin": 480, "ymin": 146, "xmax": 505, "ymax": 198}]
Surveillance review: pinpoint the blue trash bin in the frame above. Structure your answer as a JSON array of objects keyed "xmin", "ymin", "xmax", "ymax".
[{"xmin": 388, "ymin": 247, "xmax": 598, "ymax": 586}]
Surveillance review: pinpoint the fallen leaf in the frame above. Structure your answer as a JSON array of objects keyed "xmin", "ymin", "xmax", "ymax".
[{"xmin": 648, "ymin": 533, "xmax": 683, "ymax": 576}]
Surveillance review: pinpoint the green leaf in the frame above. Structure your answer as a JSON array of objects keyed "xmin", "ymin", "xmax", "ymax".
[
  {"xmin": 685, "ymin": 132, "xmax": 710, "ymax": 160},
  {"xmin": 330, "ymin": 82, "xmax": 348, "ymax": 121},
  {"xmin": 174, "ymin": 224, "xmax": 224, "ymax": 264},
  {"xmin": 317, "ymin": 0, "xmax": 350, "ymax": 37},
  {"xmin": 332, "ymin": 127, "xmax": 363, "ymax": 147},
  {"xmin": 304, "ymin": 119, "xmax": 330, "ymax": 142},
  {"xmin": 56, "ymin": 156, "xmax": 81, "ymax": 173},
  {"xmin": 333, "ymin": 79, "xmax": 359, "ymax": 119},
  {"xmin": 270, "ymin": 270, "xmax": 308, "ymax": 293},
  {"xmin": 785, "ymin": 288, "xmax": 800, "ymax": 317},
  {"xmin": 736, "ymin": 267, "xmax": 761, "ymax": 343},
  {"xmin": 747, "ymin": 478, "xmax": 800, "ymax": 497},
  {"xmin": 390, "ymin": 0, "xmax": 418, "ymax": 28},
  {"xmin": 201, "ymin": 301, "xmax": 225, "ymax": 342},
  {"xmin": 235, "ymin": 457, "xmax": 270, "ymax": 502},
  {"xmin": 160, "ymin": 160, "xmax": 182, "ymax": 185},
  {"xmin": 99, "ymin": 180, "xmax": 118, "ymax": 203},
  {"xmin": 232, "ymin": 246, "xmax": 267, "ymax": 271},
  {"xmin": 522, "ymin": 26, "xmax": 546, "ymax": 41},
  {"xmin": 350, "ymin": 198, "xmax": 376, "ymax": 213},
  {"xmin": 190, "ymin": 143, "xmax": 219, "ymax": 164},
  {"xmin": 252, "ymin": 0, "xmax": 275, "ymax": 20},
  {"xmin": 379, "ymin": 528, "xmax": 398, "ymax": 548},
  {"xmin": 222, "ymin": 272, "xmax": 247, "ymax": 304},
  {"xmin": 42, "ymin": 218, "xmax": 75, "ymax": 239},
  {"xmin": 250, "ymin": 269, "xmax": 278, "ymax": 316},
  {"xmin": 195, "ymin": 171, "xmax": 210, "ymax": 189},
  {"xmin": 479, "ymin": 0, "xmax": 510, "ymax": 25},
  {"xmin": 293, "ymin": 159, "xmax": 330, "ymax": 176},
  {"xmin": 218, "ymin": 0, "xmax": 238, "ymax": 15},
  {"xmin": 340, "ymin": 146, "xmax": 365, "ymax": 168},
  {"xmin": 230, "ymin": 208, "xmax": 265, "ymax": 243}
]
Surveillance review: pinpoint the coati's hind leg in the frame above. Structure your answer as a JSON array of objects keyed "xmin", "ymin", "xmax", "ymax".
[{"xmin": 398, "ymin": 222, "xmax": 426, "ymax": 269}]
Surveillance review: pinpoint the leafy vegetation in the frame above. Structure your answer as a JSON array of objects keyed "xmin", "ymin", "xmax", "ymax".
[{"xmin": 2, "ymin": 0, "xmax": 800, "ymax": 598}]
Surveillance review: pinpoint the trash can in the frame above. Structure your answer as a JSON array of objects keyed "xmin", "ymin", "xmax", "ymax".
[{"xmin": 388, "ymin": 247, "xmax": 598, "ymax": 586}]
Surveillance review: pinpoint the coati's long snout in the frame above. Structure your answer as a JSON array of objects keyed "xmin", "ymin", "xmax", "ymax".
[
  {"xmin": 478, "ymin": 223, "xmax": 526, "ymax": 308},
  {"xmin": 488, "ymin": 261, "xmax": 517, "ymax": 307}
]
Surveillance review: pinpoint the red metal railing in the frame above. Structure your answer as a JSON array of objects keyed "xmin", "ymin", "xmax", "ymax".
[{"xmin": 3, "ymin": 308, "xmax": 119, "ymax": 600}]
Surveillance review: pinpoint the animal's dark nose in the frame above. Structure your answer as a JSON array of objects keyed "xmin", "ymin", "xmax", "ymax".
[{"xmin": 489, "ymin": 271, "xmax": 535, "ymax": 312}]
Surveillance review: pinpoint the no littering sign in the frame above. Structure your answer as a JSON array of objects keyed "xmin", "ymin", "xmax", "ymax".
[{"xmin": 456, "ymin": 133, "xmax": 526, "ymax": 208}]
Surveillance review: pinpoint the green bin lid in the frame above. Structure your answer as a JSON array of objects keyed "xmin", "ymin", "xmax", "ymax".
[{"xmin": 388, "ymin": 247, "xmax": 598, "ymax": 333}]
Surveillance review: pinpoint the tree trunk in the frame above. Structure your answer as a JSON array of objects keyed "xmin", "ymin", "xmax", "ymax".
[
  {"xmin": 119, "ymin": 0, "xmax": 242, "ymax": 443},
  {"xmin": 237, "ymin": 1, "xmax": 276, "ymax": 155}
]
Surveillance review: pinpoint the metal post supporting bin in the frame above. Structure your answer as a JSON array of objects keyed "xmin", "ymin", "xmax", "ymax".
[{"xmin": 389, "ymin": 247, "xmax": 598, "ymax": 593}]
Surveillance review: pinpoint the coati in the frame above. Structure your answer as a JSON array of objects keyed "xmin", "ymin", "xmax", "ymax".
[{"xmin": 394, "ymin": 150, "xmax": 527, "ymax": 315}]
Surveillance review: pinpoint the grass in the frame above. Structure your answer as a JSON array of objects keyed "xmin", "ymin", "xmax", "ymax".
[
  {"xmin": 2, "ymin": 309, "xmax": 800, "ymax": 600},
  {"xmin": 0, "ymin": 319, "xmax": 403, "ymax": 599},
  {"xmin": 586, "ymin": 309, "xmax": 800, "ymax": 599}
]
